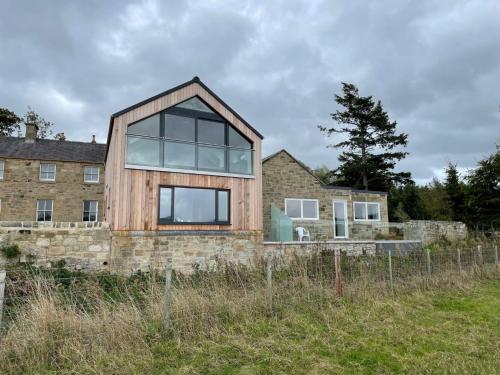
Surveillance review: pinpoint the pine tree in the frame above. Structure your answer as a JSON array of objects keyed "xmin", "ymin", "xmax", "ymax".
[
  {"xmin": 319, "ymin": 83, "xmax": 410, "ymax": 191},
  {"xmin": 444, "ymin": 163, "xmax": 465, "ymax": 222}
]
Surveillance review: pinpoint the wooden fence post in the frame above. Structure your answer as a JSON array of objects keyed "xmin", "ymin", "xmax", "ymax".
[
  {"xmin": 477, "ymin": 245, "xmax": 483, "ymax": 270},
  {"xmin": 426, "ymin": 249, "xmax": 431, "ymax": 275},
  {"xmin": 457, "ymin": 248, "xmax": 462, "ymax": 273},
  {"xmin": 266, "ymin": 253, "xmax": 273, "ymax": 310},
  {"xmin": 334, "ymin": 249, "xmax": 343, "ymax": 298},
  {"xmin": 0, "ymin": 270, "xmax": 6, "ymax": 328},
  {"xmin": 388, "ymin": 249, "xmax": 394, "ymax": 294},
  {"xmin": 164, "ymin": 257, "xmax": 173, "ymax": 330},
  {"xmin": 495, "ymin": 245, "xmax": 499, "ymax": 271}
]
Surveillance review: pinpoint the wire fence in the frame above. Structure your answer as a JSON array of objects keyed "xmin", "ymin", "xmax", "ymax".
[{"xmin": 0, "ymin": 244, "xmax": 498, "ymax": 336}]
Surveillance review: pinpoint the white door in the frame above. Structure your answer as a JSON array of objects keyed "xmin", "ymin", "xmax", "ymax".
[{"xmin": 332, "ymin": 200, "xmax": 348, "ymax": 239}]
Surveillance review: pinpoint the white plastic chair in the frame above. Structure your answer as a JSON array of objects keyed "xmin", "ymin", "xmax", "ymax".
[{"xmin": 295, "ymin": 227, "xmax": 311, "ymax": 242}]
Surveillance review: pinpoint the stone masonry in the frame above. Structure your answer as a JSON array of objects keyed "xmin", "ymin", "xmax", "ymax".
[
  {"xmin": 262, "ymin": 150, "xmax": 389, "ymax": 241},
  {"xmin": 0, "ymin": 158, "xmax": 104, "ymax": 222}
]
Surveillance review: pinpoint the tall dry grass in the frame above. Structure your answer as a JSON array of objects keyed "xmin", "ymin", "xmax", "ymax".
[{"xmin": 0, "ymin": 250, "xmax": 497, "ymax": 374}]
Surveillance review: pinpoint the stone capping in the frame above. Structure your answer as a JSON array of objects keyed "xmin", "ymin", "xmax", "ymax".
[
  {"xmin": 263, "ymin": 240, "xmax": 376, "ymax": 245},
  {"xmin": 0, "ymin": 221, "xmax": 109, "ymax": 229}
]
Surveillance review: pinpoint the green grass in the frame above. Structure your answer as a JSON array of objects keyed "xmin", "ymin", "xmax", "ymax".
[{"xmin": 150, "ymin": 279, "xmax": 499, "ymax": 374}]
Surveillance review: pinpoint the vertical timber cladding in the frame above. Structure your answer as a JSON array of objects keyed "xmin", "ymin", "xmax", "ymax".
[{"xmin": 105, "ymin": 81, "xmax": 263, "ymax": 231}]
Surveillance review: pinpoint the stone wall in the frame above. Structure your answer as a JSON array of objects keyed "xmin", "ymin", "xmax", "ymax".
[
  {"xmin": 262, "ymin": 150, "xmax": 389, "ymax": 241},
  {"xmin": 403, "ymin": 220, "xmax": 467, "ymax": 244},
  {"xmin": 0, "ymin": 158, "xmax": 104, "ymax": 222},
  {"xmin": 0, "ymin": 221, "xmax": 110, "ymax": 270},
  {"xmin": 263, "ymin": 240, "xmax": 377, "ymax": 258}
]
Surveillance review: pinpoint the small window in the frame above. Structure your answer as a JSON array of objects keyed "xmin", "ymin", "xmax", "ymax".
[
  {"xmin": 353, "ymin": 202, "xmax": 380, "ymax": 221},
  {"xmin": 159, "ymin": 186, "xmax": 229, "ymax": 224},
  {"xmin": 285, "ymin": 199, "xmax": 319, "ymax": 220},
  {"xmin": 83, "ymin": 201, "xmax": 98, "ymax": 222},
  {"xmin": 40, "ymin": 163, "xmax": 56, "ymax": 181},
  {"xmin": 0, "ymin": 160, "xmax": 4, "ymax": 180},
  {"xmin": 84, "ymin": 166, "xmax": 100, "ymax": 183},
  {"xmin": 36, "ymin": 199, "xmax": 53, "ymax": 222}
]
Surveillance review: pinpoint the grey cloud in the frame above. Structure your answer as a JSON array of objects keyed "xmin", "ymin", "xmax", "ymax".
[{"xmin": 0, "ymin": 0, "xmax": 498, "ymax": 183}]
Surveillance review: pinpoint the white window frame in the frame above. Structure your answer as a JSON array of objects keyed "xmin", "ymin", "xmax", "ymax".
[
  {"xmin": 36, "ymin": 199, "xmax": 54, "ymax": 222},
  {"xmin": 0, "ymin": 160, "xmax": 4, "ymax": 180},
  {"xmin": 353, "ymin": 201, "xmax": 381, "ymax": 221},
  {"xmin": 284, "ymin": 198, "xmax": 319, "ymax": 220},
  {"xmin": 82, "ymin": 200, "xmax": 98, "ymax": 222},
  {"xmin": 332, "ymin": 200, "xmax": 349, "ymax": 239},
  {"xmin": 84, "ymin": 166, "xmax": 100, "ymax": 183},
  {"xmin": 39, "ymin": 163, "xmax": 56, "ymax": 181}
]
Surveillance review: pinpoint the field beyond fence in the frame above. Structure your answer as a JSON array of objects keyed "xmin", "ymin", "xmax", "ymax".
[{"xmin": 0, "ymin": 244, "xmax": 498, "ymax": 373}]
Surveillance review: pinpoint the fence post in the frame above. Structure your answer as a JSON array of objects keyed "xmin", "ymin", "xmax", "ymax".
[
  {"xmin": 334, "ymin": 249, "xmax": 343, "ymax": 298},
  {"xmin": 495, "ymin": 245, "xmax": 499, "ymax": 271},
  {"xmin": 456, "ymin": 248, "xmax": 462, "ymax": 273},
  {"xmin": 266, "ymin": 253, "xmax": 273, "ymax": 310},
  {"xmin": 0, "ymin": 270, "xmax": 6, "ymax": 328},
  {"xmin": 477, "ymin": 245, "xmax": 483, "ymax": 269},
  {"xmin": 426, "ymin": 248, "xmax": 431, "ymax": 275},
  {"xmin": 164, "ymin": 257, "xmax": 173, "ymax": 330},
  {"xmin": 388, "ymin": 249, "xmax": 394, "ymax": 294}
]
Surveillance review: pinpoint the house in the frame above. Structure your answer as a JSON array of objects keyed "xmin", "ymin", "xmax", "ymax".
[
  {"xmin": 262, "ymin": 149, "xmax": 389, "ymax": 241},
  {"xmin": 0, "ymin": 124, "xmax": 106, "ymax": 222}
]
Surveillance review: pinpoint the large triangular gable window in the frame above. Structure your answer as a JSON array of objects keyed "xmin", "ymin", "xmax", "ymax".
[
  {"xmin": 126, "ymin": 96, "xmax": 253, "ymax": 176},
  {"xmin": 175, "ymin": 97, "xmax": 214, "ymax": 113}
]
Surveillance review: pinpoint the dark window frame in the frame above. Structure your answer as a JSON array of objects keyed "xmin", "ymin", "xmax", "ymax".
[
  {"xmin": 126, "ymin": 96, "xmax": 254, "ymax": 175},
  {"xmin": 157, "ymin": 185, "xmax": 231, "ymax": 225}
]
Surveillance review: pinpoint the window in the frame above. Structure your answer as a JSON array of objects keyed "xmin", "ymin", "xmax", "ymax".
[
  {"xmin": 158, "ymin": 186, "xmax": 230, "ymax": 224},
  {"xmin": 40, "ymin": 163, "xmax": 56, "ymax": 181},
  {"xmin": 83, "ymin": 201, "xmax": 98, "ymax": 222},
  {"xmin": 0, "ymin": 160, "xmax": 4, "ymax": 180},
  {"xmin": 353, "ymin": 202, "xmax": 380, "ymax": 221},
  {"xmin": 284, "ymin": 199, "xmax": 319, "ymax": 220},
  {"xmin": 36, "ymin": 199, "xmax": 53, "ymax": 221},
  {"xmin": 84, "ymin": 166, "xmax": 100, "ymax": 183},
  {"xmin": 126, "ymin": 96, "xmax": 254, "ymax": 175}
]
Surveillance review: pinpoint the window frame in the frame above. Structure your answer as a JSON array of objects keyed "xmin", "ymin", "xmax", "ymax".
[
  {"xmin": 125, "ymin": 96, "xmax": 254, "ymax": 177},
  {"xmin": 0, "ymin": 160, "xmax": 4, "ymax": 180},
  {"xmin": 157, "ymin": 185, "xmax": 231, "ymax": 225},
  {"xmin": 284, "ymin": 198, "xmax": 320, "ymax": 221},
  {"xmin": 82, "ymin": 200, "xmax": 99, "ymax": 222},
  {"xmin": 39, "ymin": 163, "xmax": 56, "ymax": 182},
  {"xmin": 353, "ymin": 201, "xmax": 381, "ymax": 221},
  {"xmin": 83, "ymin": 166, "xmax": 100, "ymax": 183},
  {"xmin": 36, "ymin": 199, "xmax": 54, "ymax": 222}
]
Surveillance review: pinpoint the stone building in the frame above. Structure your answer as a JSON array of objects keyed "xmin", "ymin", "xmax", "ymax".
[
  {"xmin": 262, "ymin": 149, "xmax": 389, "ymax": 241},
  {"xmin": 0, "ymin": 124, "xmax": 106, "ymax": 222}
]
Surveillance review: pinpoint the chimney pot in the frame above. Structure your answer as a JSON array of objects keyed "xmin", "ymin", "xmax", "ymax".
[
  {"xmin": 25, "ymin": 123, "xmax": 39, "ymax": 142},
  {"xmin": 91, "ymin": 135, "xmax": 96, "ymax": 144}
]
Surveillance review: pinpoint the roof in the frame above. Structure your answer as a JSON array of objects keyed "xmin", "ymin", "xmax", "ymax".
[
  {"xmin": 262, "ymin": 149, "xmax": 387, "ymax": 195},
  {"xmin": 106, "ymin": 76, "xmax": 264, "ymax": 161},
  {"xmin": 0, "ymin": 137, "xmax": 106, "ymax": 164}
]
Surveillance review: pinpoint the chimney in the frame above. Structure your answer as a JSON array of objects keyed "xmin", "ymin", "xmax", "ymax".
[
  {"xmin": 91, "ymin": 135, "xmax": 96, "ymax": 144},
  {"xmin": 25, "ymin": 123, "xmax": 39, "ymax": 143}
]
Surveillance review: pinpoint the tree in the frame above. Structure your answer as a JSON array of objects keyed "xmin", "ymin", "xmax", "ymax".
[
  {"xmin": 23, "ymin": 107, "xmax": 54, "ymax": 139},
  {"xmin": 319, "ymin": 83, "xmax": 411, "ymax": 191},
  {"xmin": 466, "ymin": 146, "xmax": 500, "ymax": 229},
  {"xmin": 444, "ymin": 163, "xmax": 465, "ymax": 222},
  {"xmin": 388, "ymin": 182, "xmax": 427, "ymax": 222},
  {"xmin": 0, "ymin": 107, "xmax": 21, "ymax": 137},
  {"xmin": 54, "ymin": 132, "xmax": 66, "ymax": 141}
]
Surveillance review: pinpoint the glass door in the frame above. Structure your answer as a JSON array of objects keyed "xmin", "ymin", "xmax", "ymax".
[{"xmin": 333, "ymin": 200, "xmax": 348, "ymax": 239}]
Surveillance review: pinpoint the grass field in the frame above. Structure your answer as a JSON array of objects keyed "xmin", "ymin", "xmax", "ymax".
[{"xmin": 1, "ymin": 274, "xmax": 498, "ymax": 374}]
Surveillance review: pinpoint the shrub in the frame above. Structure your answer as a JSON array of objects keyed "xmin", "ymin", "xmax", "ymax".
[{"xmin": 0, "ymin": 244, "xmax": 21, "ymax": 259}]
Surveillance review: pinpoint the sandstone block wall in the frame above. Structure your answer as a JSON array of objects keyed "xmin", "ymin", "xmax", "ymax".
[
  {"xmin": 263, "ymin": 240, "xmax": 377, "ymax": 258},
  {"xmin": 0, "ymin": 158, "xmax": 104, "ymax": 222},
  {"xmin": 403, "ymin": 220, "xmax": 468, "ymax": 245},
  {"xmin": 262, "ymin": 150, "xmax": 389, "ymax": 241}
]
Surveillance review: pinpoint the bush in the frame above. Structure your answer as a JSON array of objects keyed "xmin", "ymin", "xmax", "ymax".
[{"xmin": 0, "ymin": 244, "xmax": 21, "ymax": 259}]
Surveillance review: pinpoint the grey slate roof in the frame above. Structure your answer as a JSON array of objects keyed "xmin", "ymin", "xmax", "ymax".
[{"xmin": 0, "ymin": 137, "xmax": 106, "ymax": 164}]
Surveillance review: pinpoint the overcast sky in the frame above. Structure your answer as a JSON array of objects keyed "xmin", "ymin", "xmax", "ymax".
[{"xmin": 1, "ymin": 0, "xmax": 499, "ymax": 184}]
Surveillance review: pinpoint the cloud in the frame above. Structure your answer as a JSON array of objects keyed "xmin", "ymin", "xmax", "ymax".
[{"xmin": 0, "ymin": 0, "xmax": 498, "ymax": 184}]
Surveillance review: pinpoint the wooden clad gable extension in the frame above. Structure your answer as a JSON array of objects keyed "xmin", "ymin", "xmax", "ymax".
[{"xmin": 104, "ymin": 77, "xmax": 263, "ymax": 231}]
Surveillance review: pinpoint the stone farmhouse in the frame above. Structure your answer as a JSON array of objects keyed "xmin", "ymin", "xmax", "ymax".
[{"xmin": 0, "ymin": 77, "xmax": 465, "ymax": 272}]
